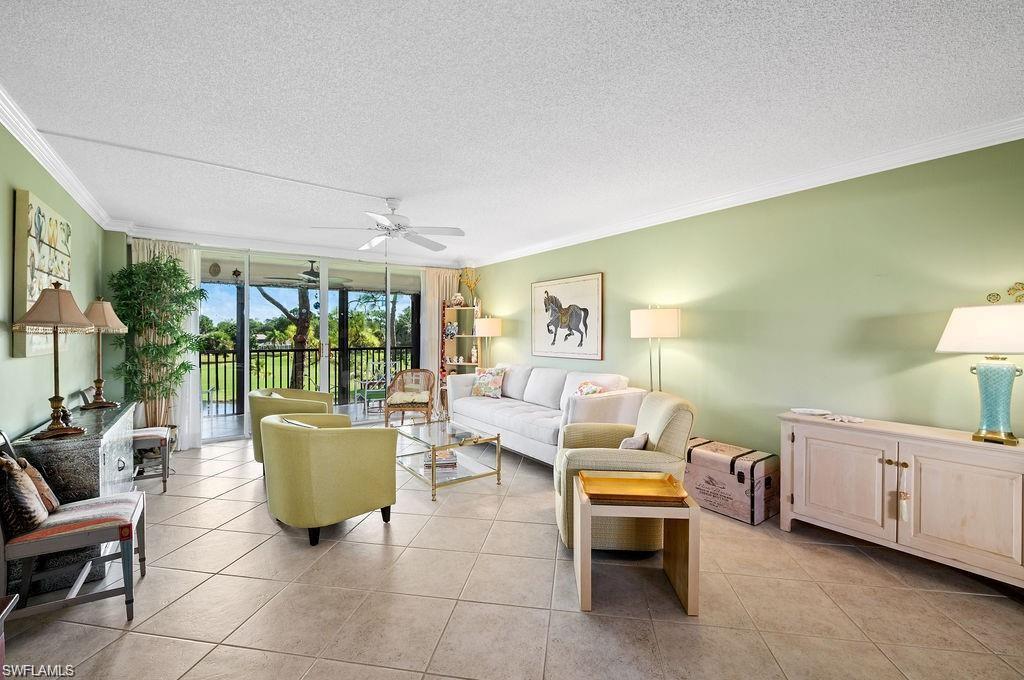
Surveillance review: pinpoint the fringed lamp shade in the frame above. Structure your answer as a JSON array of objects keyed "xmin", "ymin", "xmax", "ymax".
[
  {"xmin": 81, "ymin": 297, "xmax": 126, "ymax": 409},
  {"xmin": 11, "ymin": 282, "xmax": 93, "ymax": 439},
  {"xmin": 12, "ymin": 282, "xmax": 94, "ymax": 334},
  {"xmin": 84, "ymin": 299, "xmax": 128, "ymax": 334}
]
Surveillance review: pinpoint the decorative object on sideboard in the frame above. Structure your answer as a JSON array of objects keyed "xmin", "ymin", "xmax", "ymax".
[
  {"xmin": 449, "ymin": 292, "xmax": 466, "ymax": 307},
  {"xmin": 988, "ymin": 281, "xmax": 1024, "ymax": 305},
  {"xmin": 12, "ymin": 282, "xmax": 94, "ymax": 440},
  {"xmin": 936, "ymin": 304, "xmax": 1024, "ymax": 445},
  {"xmin": 630, "ymin": 306, "xmax": 680, "ymax": 391},
  {"xmin": 532, "ymin": 273, "xmax": 603, "ymax": 360},
  {"xmin": 474, "ymin": 316, "xmax": 502, "ymax": 366},
  {"xmin": 108, "ymin": 255, "xmax": 207, "ymax": 427},
  {"xmin": 460, "ymin": 267, "xmax": 480, "ymax": 305},
  {"xmin": 12, "ymin": 190, "xmax": 73, "ymax": 358},
  {"xmin": 823, "ymin": 414, "xmax": 864, "ymax": 423},
  {"xmin": 81, "ymin": 298, "xmax": 128, "ymax": 410}
]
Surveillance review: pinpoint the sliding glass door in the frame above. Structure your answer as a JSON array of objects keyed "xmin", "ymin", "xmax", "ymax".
[
  {"xmin": 199, "ymin": 250, "xmax": 247, "ymax": 440},
  {"xmin": 197, "ymin": 252, "xmax": 422, "ymax": 441},
  {"xmin": 325, "ymin": 261, "xmax": 422, "ymax": 424},
  {"xmin": 248, "ymin": 255, "xmax": 322, "ymax": 418}
]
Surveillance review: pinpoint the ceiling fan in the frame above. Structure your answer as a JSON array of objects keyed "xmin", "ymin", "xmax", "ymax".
[
  {"xmin": 264, "ymin": 260, "xmax": 353, "ymax": 285},
  {"xmin": 313, "ymin": 198, "xmax": 465, "ymax": 252},
  {"xmin": 265, "ymin": 259, "xmax": 320, "ymax": 283}
]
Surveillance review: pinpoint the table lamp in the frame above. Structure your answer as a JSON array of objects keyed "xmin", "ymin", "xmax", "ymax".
[
  {"xmin": 12, "ymin": 282, "xmax": 95, "ymax": 439},
  {"xmin": 82, "ymin": 297, "xmax": 128, "ymax": 409},
  {"xmin": 630, "ymin": 307, "xmax": 680, "ymax": 391},
  {"xmin": 474, "ymin": 317, "xmax": 502, "ymax": 366},
  {"xmin": 936, "ymin": 304, "xmax": 1024, "ymax": 445}
]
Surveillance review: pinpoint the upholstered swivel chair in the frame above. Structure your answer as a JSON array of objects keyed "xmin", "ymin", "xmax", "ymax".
[
  {"xmin": 248, "ymin": 388, "xmax": 332, "ymax": 463},
  {"xmin": 260, "ymin": 414, "xmax": 398, "ymax": 545},
  {"xmin": 554, "ymin": 391, "xmax": 696, "ymax": 551}
]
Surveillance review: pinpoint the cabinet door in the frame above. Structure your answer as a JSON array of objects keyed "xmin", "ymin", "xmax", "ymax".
[
  {"xmin": 898, "ymin": 442, "xmax": 1024, "ymax": 576},
  {"xmin": 793, "ymin": 424, "xmax": 898, "ymax": 541}
]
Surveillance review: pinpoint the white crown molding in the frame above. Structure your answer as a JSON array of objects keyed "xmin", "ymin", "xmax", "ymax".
[
  {"xmin": 469, "ymin": 115, "xmax": 1024, "ymax": 267},
  {"xmin": 110, "ymin": 220, "xmax": 454, "ymax": 268},
  {"xmin": 0, "ymin": 81, "xmax": 111, "ymax": 227}
]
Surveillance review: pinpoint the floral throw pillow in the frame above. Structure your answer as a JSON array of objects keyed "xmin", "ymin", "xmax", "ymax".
[
  {"xmin": 471, "ymin": 367, "xmax": 506, "ymax": 398},
  {"xmin": 576, "ymin": 380, "xmax": 606, "ymax": 397}
]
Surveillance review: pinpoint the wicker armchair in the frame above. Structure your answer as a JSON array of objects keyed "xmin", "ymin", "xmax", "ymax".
[{"xmin": 383, "ymin": 369, "xmax": 435, "ymax": 427}]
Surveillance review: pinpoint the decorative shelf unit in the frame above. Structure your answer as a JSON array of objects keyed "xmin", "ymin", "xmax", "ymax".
[{"xmin": 439, "ymin": 302, "xmax": 483, "ymax": 411}]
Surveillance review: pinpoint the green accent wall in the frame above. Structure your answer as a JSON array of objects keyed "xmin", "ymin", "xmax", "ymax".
[
  {"xmin": 477, "ymin": 140, "xmax": 1024, "ymax": 454},
  {"xmin": 1, "ymin": 124, "xmax": 126, "ymax": 437}
]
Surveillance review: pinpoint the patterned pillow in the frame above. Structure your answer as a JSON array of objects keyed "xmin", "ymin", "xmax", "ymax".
[
  {"xmin": 619, "ymin": 432, "xmax": 649, "ymax": 450},
  {"xmin": 0, "ymin": 454, "xmax": 49, "ymax": 538},
  {"xmin": 471, "ymin": 368, "xmax": 506, "ymax": 398},
  {"xmin": 576, "ymin": 381, "xmax": 606, "ymax": 397},
  {"xmin": 18, "ymin": 458, "xmax": 60, "ymax": 512}
]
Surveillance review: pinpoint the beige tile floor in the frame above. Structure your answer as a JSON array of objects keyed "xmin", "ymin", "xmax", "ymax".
[{"xmin": 10, "ymin": 437, "xmax": 1024, "ymax": 680}]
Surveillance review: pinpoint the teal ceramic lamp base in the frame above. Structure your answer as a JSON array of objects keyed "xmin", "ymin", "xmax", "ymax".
[{"xmin": 971, "ymin": 358, "xmax": 1022, "ymax": 446}]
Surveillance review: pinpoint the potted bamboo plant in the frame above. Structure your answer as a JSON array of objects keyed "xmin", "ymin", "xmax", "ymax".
[{"xmin": 108, "ymin": 255, "xmax": 206, "ymax": 428}]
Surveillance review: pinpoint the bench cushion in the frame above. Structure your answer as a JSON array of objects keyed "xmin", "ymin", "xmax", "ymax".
[
  {"xmin": 7, "ymin": 492, "xmax": 142, "ymax": 546},
  {"xmin": 133, "ymin": 427, "xmax": 170, "ymax": 446}
]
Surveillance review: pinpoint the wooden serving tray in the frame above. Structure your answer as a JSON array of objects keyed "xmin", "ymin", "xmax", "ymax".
[{"xmin": 578, "ymin": 471, "xmax": 688, "ymax": 504}]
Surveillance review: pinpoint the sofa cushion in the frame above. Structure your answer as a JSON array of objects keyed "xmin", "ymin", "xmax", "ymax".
[
  {"xmin": 522, "ymin": 367, "xmax": 568, "ymax": 410},
  {"xmin": 453, "ymin": 397, "xmax": 562, "ymax": 445},
  {"xmin": 560, "ymin": 372, "xmax": 628, "ymax": 410},
  {"xmin": 497, "ymin": 363, "xmax": 534, "ymax": 400}
]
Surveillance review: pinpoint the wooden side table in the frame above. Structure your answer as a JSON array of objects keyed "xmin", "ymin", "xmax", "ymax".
[{"xmin": 573, "ymin": 474, "xmax": 700, "ymax": 615}]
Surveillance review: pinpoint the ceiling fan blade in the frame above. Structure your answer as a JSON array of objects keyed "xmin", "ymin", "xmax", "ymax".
[
  {"xmin": 358, "ymin": 234, "xmax": 389, "ymax": 251},
  {"xmin": 403, "ymin": 232, "xmax": 446, "ymax": 252},
  {"xmin": 408, "ymin": 226, "xmax": 464, "ymax": 236},
  {"xmin": 365, "ymin": 211, "xmax": 396, "ymax": 227},
  {"xmin": 310, "ymin": 226, "xmax": 376, "ymax": 231}
]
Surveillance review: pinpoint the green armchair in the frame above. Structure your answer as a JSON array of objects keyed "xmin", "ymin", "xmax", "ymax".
[
  {"xmin": 555, "ymin": 391, "xmax": 696, "ymax": 551},
  {"xmin": 260, "ymin": 414, "xmax": 398, "ymax": 545},
  {"xmin": 248, "ymin": 388, "xmax": 333, "ymax": 463}
]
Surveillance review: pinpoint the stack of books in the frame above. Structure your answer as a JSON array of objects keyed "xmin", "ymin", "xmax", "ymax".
[{"xmin": 424, "ymin": 449, "xmax": 458, "ymax": 468}]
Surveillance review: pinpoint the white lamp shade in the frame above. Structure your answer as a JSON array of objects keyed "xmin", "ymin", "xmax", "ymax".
[
  {"xmin": 630, "ymin": 308, "xmax": 680, "ymax": 339},
  {"xmin": 936, "ymin": 305, "xmax": 1024, "ymax": 355},
  {"xmin": 84, "ymin": 299, "xmax": 128, "ymax": 334},
  {"xmin": 475, "ymin": 317, "xmax": 502, "ymax": 337}
]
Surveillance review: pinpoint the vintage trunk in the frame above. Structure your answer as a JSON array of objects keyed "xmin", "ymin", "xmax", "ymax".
[{"xmin": 685, "ymin": 437, "xmax": 780, "ymax": 525}]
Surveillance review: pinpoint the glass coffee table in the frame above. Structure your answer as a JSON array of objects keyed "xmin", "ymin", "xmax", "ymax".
[{"xmin": 395, "ymin": 420, "xmax": 502, "ymax": 500}]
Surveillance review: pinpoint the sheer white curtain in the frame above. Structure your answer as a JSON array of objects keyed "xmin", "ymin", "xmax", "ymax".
[
  {"xmin": 422, "ymin": 267, "xmax": 460, "ymax": 399},
  {"xmin": 130, "ymin": 238, "xmax": 203, "ymax": 450}
]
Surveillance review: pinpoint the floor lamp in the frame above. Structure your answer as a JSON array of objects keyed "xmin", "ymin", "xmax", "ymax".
[
  {"xmin": 474, "ymin": 317, "xmax": 502, "ymax": 366},
  {"xmin": 82, "ymin": 297, "xmax": 129, "ymax": 409},
  {"xmin": 12, "ymin": 282, "xmax": 95, "ymax": 439},
  {"xmin": 630, "ymin": 307, "xmax": 680, "ymax": 392}
]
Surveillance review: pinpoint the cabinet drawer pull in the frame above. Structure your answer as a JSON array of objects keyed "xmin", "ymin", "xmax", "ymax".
[
  {"xmin": 884, "ymin": 458, "xmax": 895, "ymax": 466},
  {"xmin": 899, "ymin": 462, "xmax": 909, "ymax": 469},
  {"xmin": 116, "ymin": 458, "xmax": 126, "ymax": 472}
]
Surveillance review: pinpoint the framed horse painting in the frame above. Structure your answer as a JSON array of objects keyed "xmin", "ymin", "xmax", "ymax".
[{"xmin": 531, "ymin": 273, "xmax": 603, "ymax": 360}]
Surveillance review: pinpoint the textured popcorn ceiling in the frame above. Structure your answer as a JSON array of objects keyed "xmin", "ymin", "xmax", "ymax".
[{"xmin": 0, "ymin": 1, "xmax": 1021, "ymax": 265}]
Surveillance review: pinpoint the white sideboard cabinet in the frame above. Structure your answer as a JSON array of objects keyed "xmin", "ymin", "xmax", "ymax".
[{"xmin": 780, "ymin": 413, "xmax": 1024, "ymax": 588}]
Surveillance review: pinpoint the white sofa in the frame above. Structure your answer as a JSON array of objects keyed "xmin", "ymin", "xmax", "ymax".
[{"xmin": 447, "ymin": 364, "xmax": 646, "ymax": 465}]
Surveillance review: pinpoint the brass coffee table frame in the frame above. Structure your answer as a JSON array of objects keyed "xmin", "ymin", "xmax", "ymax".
[{"xmin": 396, "ymin": 421, "xmax": 502, "ymax": 501}]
